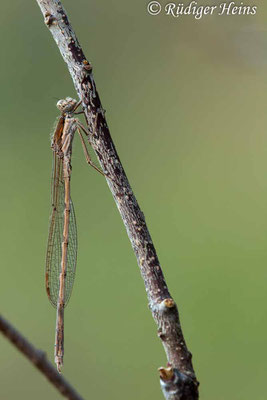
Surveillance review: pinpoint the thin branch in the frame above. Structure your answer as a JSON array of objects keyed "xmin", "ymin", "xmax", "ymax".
[
  {"xmin": 0, "ymin": 315, "xmax": 84, "ymax": 400},
  {"xmin": 35, "ymin": 1, "xmax": 199, "ymax": 399}
]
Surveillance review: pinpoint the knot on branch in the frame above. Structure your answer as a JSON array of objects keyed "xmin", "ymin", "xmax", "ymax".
[
  {"xmin": 44, "ymin": 12, "xmax": 55, "ymax": 26},
  {"xmin": 158, "ymin": 298, "xmax": 176, "ymax": 313},
  {"xmin": 159, "ymin": 367, "xmax": 199, "ymax": 400},
  {"xmin": 82, "ymin": 60, "xmax": 92, "ymax": 72}
]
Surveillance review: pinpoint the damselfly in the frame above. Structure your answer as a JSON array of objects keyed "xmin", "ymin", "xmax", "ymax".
[{"xmin": 45, "ymin": 97, "xmax": 105, "ymax": 372}]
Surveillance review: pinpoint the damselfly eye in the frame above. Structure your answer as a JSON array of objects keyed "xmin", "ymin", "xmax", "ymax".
[{"xmin": 56, "ymin": 97, "xmax": 77, "ymax": 113}]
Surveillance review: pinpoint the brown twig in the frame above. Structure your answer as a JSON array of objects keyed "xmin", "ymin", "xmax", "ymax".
[
  {"xmin": 0, "ymin": 315, "xmax": 84, "ymax": 400},
  {"xmin": 35, "ymin": 1, "xmax": 199, "ymax": 398}
]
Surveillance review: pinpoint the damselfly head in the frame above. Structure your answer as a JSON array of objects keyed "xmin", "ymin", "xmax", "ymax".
[{"xmin": 56, "ymin": 97, "xmax": 77, "ymax": 114}]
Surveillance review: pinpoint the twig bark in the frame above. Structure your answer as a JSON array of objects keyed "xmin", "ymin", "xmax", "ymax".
[
  {"xmin": 35, "ymin": 1, "xmax": 199, "ymax": 399},
  {"xmin": 0, "ymin": 315, "xmax": 84, "ymax": 400}
]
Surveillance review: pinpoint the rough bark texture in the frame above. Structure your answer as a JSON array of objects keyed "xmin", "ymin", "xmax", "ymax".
[
  {"xmin": 36, "ymin": 1, "xmax": 199, "ymax": 399},
  {"xmin": 0, "ymin": 315, "xmax": 84, "ymax": 400}
]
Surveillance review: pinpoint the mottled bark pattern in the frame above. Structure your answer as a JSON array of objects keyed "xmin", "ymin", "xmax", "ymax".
[{"xmin": 36, "ymin": 1, "xmax": 199, "ymax": 398}]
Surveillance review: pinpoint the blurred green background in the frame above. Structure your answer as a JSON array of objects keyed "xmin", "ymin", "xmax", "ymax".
[{"xmin": 0, "ymin": 1, "xmax": 267, "ymax": 399}]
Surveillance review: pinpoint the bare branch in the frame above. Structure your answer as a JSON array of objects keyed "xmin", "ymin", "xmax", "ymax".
[
  {"xmin": 35, "ymin": 1, "xmax": 199, "ymax": 398},
  {"xmin": 0, "ymin": 315, "xmax": 84, "ymax": 400}
]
